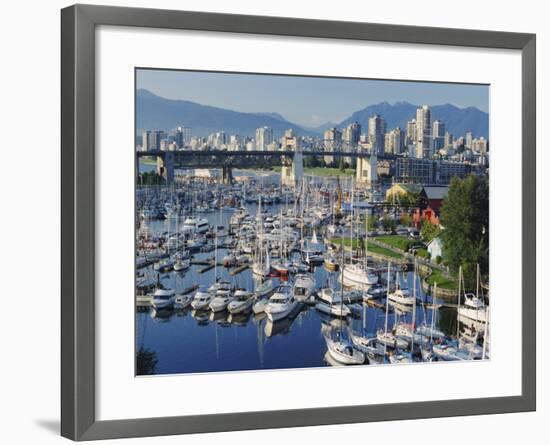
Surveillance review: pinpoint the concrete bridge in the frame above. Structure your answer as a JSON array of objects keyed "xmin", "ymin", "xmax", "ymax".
[{"xmin": 136, "ymin": 149, "xmax": 397, "ymax": 187}]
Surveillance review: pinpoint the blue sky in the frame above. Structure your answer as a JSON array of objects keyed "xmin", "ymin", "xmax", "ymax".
[{"xmin": 137, "ymin": 69, "xmax": 489, "ymax": 128}]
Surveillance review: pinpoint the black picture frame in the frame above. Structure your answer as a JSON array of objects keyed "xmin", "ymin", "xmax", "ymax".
[{"xmin": 61, "ymin": 4, "xmax": 536, "ymax": 441}]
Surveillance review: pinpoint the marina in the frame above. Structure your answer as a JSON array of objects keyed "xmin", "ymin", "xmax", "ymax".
[{"xmin": 135, "ymin": 169, "xmax": 490, "ymax": 375}]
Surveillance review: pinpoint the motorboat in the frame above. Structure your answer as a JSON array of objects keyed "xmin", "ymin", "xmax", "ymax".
[
  {"xmin": 227, "ymin": 289, "xmax": 254, "ymax": 314},
  {"xmin": 387, "ymin": 287, "xmax": 415, "ymax": 306},
  {"xmin": 315, "ymin": 301, "xmax": 351, "ymax": 318},
  {"xmin": 173, "ymin": 258, "xmax": 190, "ymax": 272},
  {"xmin": 292, "ymin": 274, "xmax": 316, "ymax": 302},
  {"xmin": 324, "ymin": 256, "xmax": 339, "ymax": 271},
  {"xmin": 254, "ymin": 279, "xmax": 276, "ymax": 299},
  {"xmin": 264, "ymin": 285, "xmax": 299, "ymax": 322},
  {"xmin": 341, "ymin": 264, "xmax": 378, "ymax": 289},
  {"xmin": 151, "ymin": 288, "xmax": 176, "ymax": 311},
  {"xmin": 458, "ymin": 293, "xmax": 488, "ymax": 323},
  {"xmin": 209, "ymin": 289, "xmax": 235, "ymax": 312},
  {"xmin": 174, "ymin": 292, "xmax": 194, "ymax": 309},
  {"xmin": 190, "ymin": 286, "xmax": 213, "ymax": 310},
  {"xmin": 153, "ymin": 258, "xmax": 174, "ymax": 272}
]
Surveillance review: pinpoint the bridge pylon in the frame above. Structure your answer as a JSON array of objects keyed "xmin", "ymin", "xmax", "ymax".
[
  {"xmin": 222, "ymin": 165, "xmax": 234, "ymax": 185},
  {"xmin": 156, "ymin": 152, "xmax": 174, "ymax": 183}
]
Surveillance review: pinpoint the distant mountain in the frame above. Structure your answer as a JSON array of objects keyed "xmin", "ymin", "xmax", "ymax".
[
  {"xmin": 136, "ymin": 89, "xmax": 315, "ymax": 137},
  {"xmin": 338, "ymin": 101, "xmax": 488, "ymax": 138},
  {"xmin": 136, "ymin": 90, "xmax": 488, "ymax": 140}
]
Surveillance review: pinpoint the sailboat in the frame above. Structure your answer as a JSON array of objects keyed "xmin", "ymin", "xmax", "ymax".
[
  {"xmin": 323, "ymin": 237, "xmax": 365, "ymax": 365},
  {"xmin": 457, "ymin": 264, "xmax": 488, "ymax": 324}
]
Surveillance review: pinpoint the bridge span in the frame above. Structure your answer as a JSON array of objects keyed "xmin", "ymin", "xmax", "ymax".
[{"xmin": 136, "ymin": 149, "xmax": 396, "ymax": 186}]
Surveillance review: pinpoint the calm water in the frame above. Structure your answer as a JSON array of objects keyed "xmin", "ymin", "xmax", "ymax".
[
  {"xmin": 135, "ymin": 165, "xmax": 466, "ymax": 374},
  {"xmin": 136, "ymin": 199, "xmax": 458, "ymax": 375}
]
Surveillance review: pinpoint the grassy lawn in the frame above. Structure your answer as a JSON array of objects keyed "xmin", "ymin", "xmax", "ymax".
[
  {"xmin": 366, "ymin": 242, "xmax": 404, "ymax": 259},
  {"xmin": 330, "ymin": 238, "xmax": 403, "ymax": 259},
  {"xmin": 374, "ymin": 235, "xmax": 411, "ymax": 251},
  {"xmin": 303, "ymin": 167, "xmax": 356, "ymax": 177},
  {"xmin": 426, "ymin": 268, "xmax": 457, "ymax": 290}
]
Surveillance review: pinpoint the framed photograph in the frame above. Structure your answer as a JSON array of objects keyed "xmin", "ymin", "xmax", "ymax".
[{"xmin": 61, "ymin": 4, "xmax": 536, "ymax": 441}]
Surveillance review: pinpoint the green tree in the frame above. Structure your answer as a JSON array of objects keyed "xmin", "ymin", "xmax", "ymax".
[
  {"xmin": 400, "ymin": 213, "xmax": 412, "ymax": 227},
  {"xmin": 381, "ymin": 215, "xmax": 397, "ymax": 233},
  {"xmin": 440, "ymin": 175, "xmax": 489, "ymax": 289},
  {"xmin": 421, "ymin": 220, "xmax": 440, "ymax": 242}
]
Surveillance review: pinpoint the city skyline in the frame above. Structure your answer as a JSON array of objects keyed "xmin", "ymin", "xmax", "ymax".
[{"xmin": 137, "ymin": 69, "xmax": 489, "ymax": 128}]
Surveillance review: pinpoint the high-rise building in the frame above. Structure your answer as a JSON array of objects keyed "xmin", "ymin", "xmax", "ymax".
[
  {"xmin": 255, "ymin": 126, "xmax": 273, "ymax": 151},
  {"xmin": 368, "ymin": 114, "xmax": 387, "ymax": 154},
  {"xmin": 323, "ymin": 127, "xmax": 342, "ymax": 165},
  {"xmin": 342, "ymin": 121, "xmax": 361, "ymax": 146},
  {"xmin": 465, "ymin": 131, "xmax": 473, "ymax": 149},
  {"xmin": 142, "ymin": 130, "xmax": 162, "ymax": 151},
  {"xmin": 444, "ymin": 131, "xmax": 454, "ymax": 150},
  {"xmin": 415, "ymin": 105, "xmax": 432, "ymax": 159},
  {"xmin": 406, "ymin": 119, "xmax": 417, "ymax": 146},
  {"xmin": 471, "ymin": 137, "xmax": 488, "ymax": 154},
  {"xmin": 432, "ymin": 120, "xmax": 446, "ymax": 152},
  {"xmin": 385, "ymin": 127, "xmax": 405, "ymax": 154},
  {"xmin": 175, "ymin": 126, "xmax": 192, "ymax": 148}
]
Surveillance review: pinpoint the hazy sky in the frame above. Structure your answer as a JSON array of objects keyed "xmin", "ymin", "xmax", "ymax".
[{"xmin": 137, "ymin": 69, "xmax": 489, "ymax": 128}]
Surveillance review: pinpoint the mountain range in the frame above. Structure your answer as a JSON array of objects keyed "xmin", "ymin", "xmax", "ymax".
[{"xmin": 136, "ymin": 89, "xmax": 488, "ymax": 139}]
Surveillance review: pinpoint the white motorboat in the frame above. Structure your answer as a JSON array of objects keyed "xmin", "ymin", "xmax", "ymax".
[
  {"xmin": 387, "ymin": 287, "xmax": 415, "ymax": 306},
  {"xmin": 153, "ymin": 258, "xmax": 174, "ymax": 272},
  {"xmin": 264, "ymin": 285, "xmax": 299, "ymax": 322},
  {"xmin": 227, "ymin": 289, "xmax": 254, "ymax": 314},
  {"xmin": 315, "ymin": 301, "xmax": 351, "ymax": 318},
  {"xmin": 293, "ymin": 274, "xmax": 316, "ymax": 302},
  {"xmin": 209, "ymin": 290, "xmax": 235, "ymax": 312},
  {"xmin": 151, "ymin": 288, "xmax": 176, "ymax": 310},
  {"xmin": 182, "ymin": 217, "xmax": 210, "ymax": 234},
  {"xmin": 254, "ymin": 279, "xmax": 276, "ymax": 298},
  {"xmin": 325, "ymin": 336, "xmax": 365, "ymax": 365},
  {"xmin": 190, "ymin": 286, "xmax": 213, "ymax": 310},
  {"xmin": 252, "ymin": 297, "xmax": 269, "ymax": 314},
  {"xmin": 458, "ymin": 293, "xmax": 488, "ymax": 323},
  {"xmin": 341, "ymin": 263, "xmax": 378, "ymax": 289},
  {"xmin": 208, "ymin": 280, "xmax": 231, "ymax": 294},
  {"xmin": 174, "ymin": 292, "xmax": 194, "ymax": 309},
  {"xmin": 173, "ymin": 258, "xmax": 190, "ymax": 272}
]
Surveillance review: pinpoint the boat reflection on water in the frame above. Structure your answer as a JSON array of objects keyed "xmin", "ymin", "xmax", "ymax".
[
  {"xmin": 264, "ymin": 305, "xmax": 301, "ymax": 337},
  {"xmin": 191, "ymin": 309, "xmax": 210, "ymax": 325},
  {"xmin": 150, "ymin": 307, "xmax": 174, "ymax": 321},
  {"xmin": 227, "ymin": 311, "xmax": 252, "ymax": 326}
]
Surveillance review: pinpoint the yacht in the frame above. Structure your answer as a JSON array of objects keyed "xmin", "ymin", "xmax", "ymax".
[
  {"xmin": 315, "ymin": 301, "xmax": 351, "ymax": 318},
  {"xmin": 292, "ymin": 274, "xmax": 316, "ymax": 302},
  {"xmin": 341, "ymin": 264, "xmax": 378, "ymax": 289},
  {"xmin": 387, "ymin": 287, "xmax": 415, "ymax": 306},
  {"xmin": 173, "ymin": 258, "xmax": 190, "ymax": 272},
  {"xmin": 227, "ymin": 289, "xmax": 254, "ymax": 314},
  {"xmin": 174, "ymin": 292, "xmax": 194, "ymax": 309},
  {"xmin": 254, "ymin": 279, "xmax": 276, "ymax": 299},
  {"xmin": 264, "ymin": 285, "xmax": 299, "ymax": 322},
  {"xmin": 209, "ymin": 288, "xmax": 235, "ymax": 312},
  {"xmin": 190, "ymin": 286, "xmax": 213, "ymax": 310},
  {"xmin": 458, "ymin": 293, "xmax": 488, "ymax": 323},
  {"xmin": 151, "ymin": 288, "xmax": 176, "ymax": 311},
  {"xmin": 182, "ymin": 217, "xmax": 210, "ymax": 234}
]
